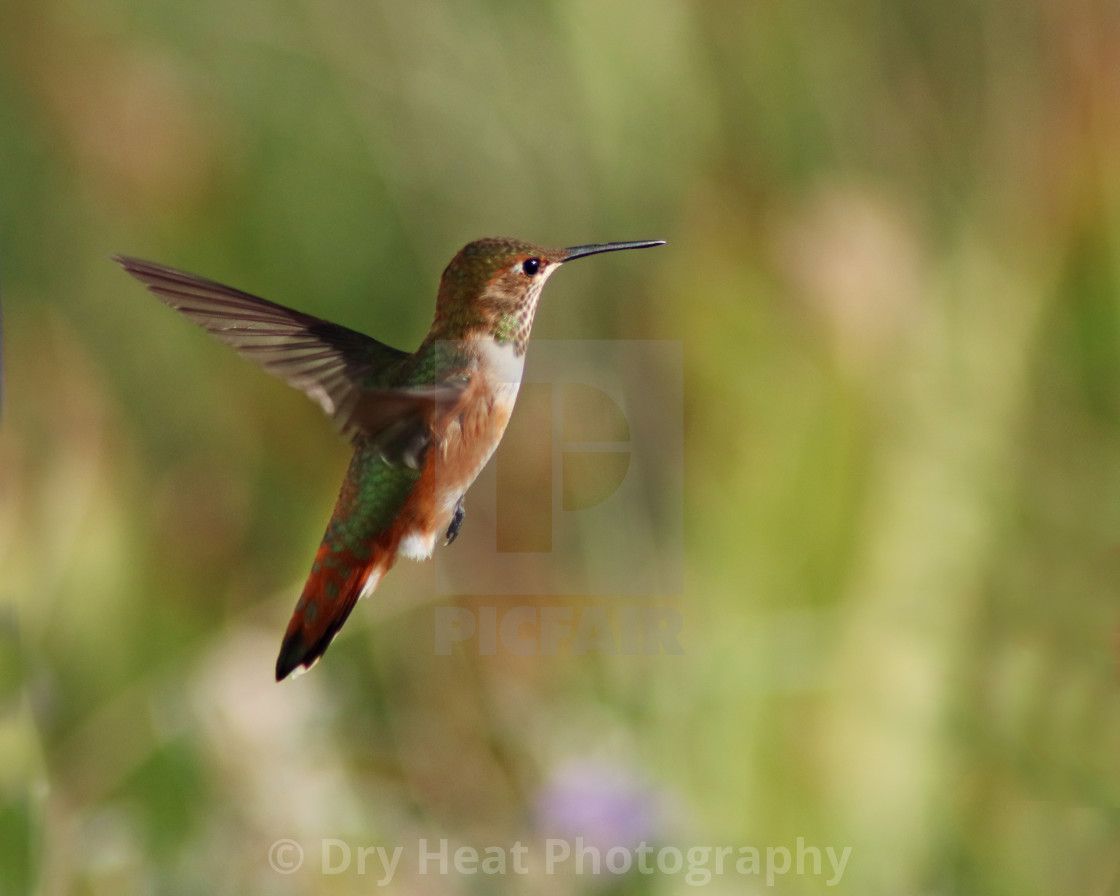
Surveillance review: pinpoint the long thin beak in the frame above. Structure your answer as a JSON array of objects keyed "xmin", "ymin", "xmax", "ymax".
[{"xmin": 563, "ymin": 240, "xmax": 666, "ymax": 262}]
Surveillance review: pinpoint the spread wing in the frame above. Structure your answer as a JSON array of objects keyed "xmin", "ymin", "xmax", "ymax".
[{"xmin": 114, "ymin": 256, "xmax": 463, "ymax": 461}]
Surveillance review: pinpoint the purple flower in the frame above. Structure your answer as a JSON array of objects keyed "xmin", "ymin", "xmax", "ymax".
[{"xmin": 534, "ymin": 759, "xmax": 662, "ymax": 852}]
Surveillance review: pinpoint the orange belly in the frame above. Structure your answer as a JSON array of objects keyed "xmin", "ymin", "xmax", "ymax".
[{"xmin": 393, "ymin": 381, "xmax": 518, "ymax": 560}]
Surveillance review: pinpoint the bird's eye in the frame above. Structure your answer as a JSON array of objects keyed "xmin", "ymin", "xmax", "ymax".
[{"xmin": 521, "ymin": 258, "xmax": 541, "ymax": 276}]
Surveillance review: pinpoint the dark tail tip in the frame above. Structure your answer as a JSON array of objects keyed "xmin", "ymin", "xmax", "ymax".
[
  {"xmin": 275, "ymin": 553, "xmax": 371, "ymax": 681},
  {"xmin": 275, "ymin": 613, "xmax": 353, "ymax": 681},
  {"xmin": 275, "ymin": 633, "xmax": 316, "ymax": 681}
]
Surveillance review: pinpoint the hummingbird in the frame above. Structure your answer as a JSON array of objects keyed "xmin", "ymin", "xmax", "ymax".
[{"xmin": 115, "ymin": 237, "xmax": 664, "ymax": 680}]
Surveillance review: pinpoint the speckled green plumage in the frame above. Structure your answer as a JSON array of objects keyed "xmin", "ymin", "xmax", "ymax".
[
  {"xmin": 324, "ymin": 445, "xmax": 421, "ymax": 556},
  {"xmin": 427, "ymin": 237, "xmax": 560, "ymax": 354},
  {"xmin": 390, "ymin": 338, "xmax": 474, "ymax": 388}
]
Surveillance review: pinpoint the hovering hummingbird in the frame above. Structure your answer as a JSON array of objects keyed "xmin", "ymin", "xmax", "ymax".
[{"xmin": 115, "ymin": 237, "xmax": 664, "ymax": 680}]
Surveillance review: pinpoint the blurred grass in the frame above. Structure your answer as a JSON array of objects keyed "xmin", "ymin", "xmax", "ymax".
[{"xmin": 3, "ymin": 0, "xmax": 1120, "ymax": 893}]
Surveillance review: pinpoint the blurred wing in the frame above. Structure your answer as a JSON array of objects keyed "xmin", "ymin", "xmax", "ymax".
[
  {"xmin": 351, "ymin": 382, "xmax": 468, "ymax": 470},
  {"xmin": 114, "ymin": 256, "xmax": 411, "ymax": 442}
]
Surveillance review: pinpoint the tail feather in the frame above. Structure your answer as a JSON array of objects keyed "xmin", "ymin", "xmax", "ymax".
[{"xmin": 275, "ymin": 539, "xmax": 393, "ymax": 680}]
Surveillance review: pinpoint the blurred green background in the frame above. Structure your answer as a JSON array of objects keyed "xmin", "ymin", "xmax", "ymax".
[{"xmin": 3, "ymin": 0, "xmax": 1120, "ymax": 893}]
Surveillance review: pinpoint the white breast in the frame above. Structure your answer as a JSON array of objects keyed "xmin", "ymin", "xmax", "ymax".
[{"xmin": 478, "ymin": 338, "xmax": 526, "ymax": 386}]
